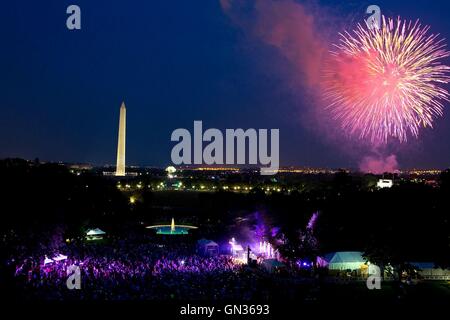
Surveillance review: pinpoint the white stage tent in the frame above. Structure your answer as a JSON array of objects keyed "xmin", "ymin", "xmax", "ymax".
[
  {"xmin": 323, "ymin": 251, "xmax": 367, "ymax": 270},
  {"xmin": 53, "ymin": 253, "xmax": 68, "ymax": 261},
  {"xmin": 261, "ymin": 259, "xmax": 285, "ymax": 273},
  {"xmin": 410, "ymin": 262, "xmax": 450, "ymax": 280},
  {"xmin": 197, "ymin": 239, "xmax": 219, "ymax": 256},
  {"xmin": 86, "ymin": 228, "xmax": 106, "ymax": 240}
]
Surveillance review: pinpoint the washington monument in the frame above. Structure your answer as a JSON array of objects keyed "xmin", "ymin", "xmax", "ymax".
[{"xmin": 115, "ymin": 102, "xmax": 126, "ymax": 176}]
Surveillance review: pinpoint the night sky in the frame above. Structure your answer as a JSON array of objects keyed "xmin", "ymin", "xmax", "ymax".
[{"xmin": 2, "ymin": 0, "xmax": 450, "ymax": 169}]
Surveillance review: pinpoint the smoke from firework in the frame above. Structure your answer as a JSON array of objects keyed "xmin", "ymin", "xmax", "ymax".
[
  {"xmin": 359, "ymin": 154, "xmax": 399, "ymax": 174},
  {"xmin": 220, "ymin": 0, "xmax": 327, "ymax": 87}
]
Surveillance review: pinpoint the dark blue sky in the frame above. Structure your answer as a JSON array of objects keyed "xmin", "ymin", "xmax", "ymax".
[{"xmin": 1, "ymin": 0, "xmax": 450, "ymax": 169}]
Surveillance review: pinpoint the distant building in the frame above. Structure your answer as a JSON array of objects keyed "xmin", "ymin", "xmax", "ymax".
[
  {"xmin": 377, "ymin": 179, "xmax": 393, "ymax": 188},
  {"xmin": 68, "ymin": 163, "xmax": 93, "ymax": 170}
]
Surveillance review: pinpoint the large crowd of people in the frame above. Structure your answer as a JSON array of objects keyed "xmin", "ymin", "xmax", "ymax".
[{"xmin": 9, "ymin": 237, "xmax": 263, "ymax": 300}]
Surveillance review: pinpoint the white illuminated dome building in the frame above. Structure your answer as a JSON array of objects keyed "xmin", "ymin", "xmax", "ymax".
[{"xmin": 377, "ymin": 179, "xmax": 393, "ymax": 189}]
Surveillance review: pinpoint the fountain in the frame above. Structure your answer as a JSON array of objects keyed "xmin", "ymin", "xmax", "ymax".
[{"xmin": 146, "ymin": 218, "xmax": 198, "ymax": 235}]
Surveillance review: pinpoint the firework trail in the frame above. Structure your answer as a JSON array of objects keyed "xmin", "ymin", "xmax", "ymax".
[{"xmin": 323, "ymin": 16, "xmax": 450, "ymax": 143}]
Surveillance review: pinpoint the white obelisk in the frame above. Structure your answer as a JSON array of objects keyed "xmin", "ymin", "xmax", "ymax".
[{"xmin": 115, "ymin": 102, "xmax": 126, "ymax": 176}]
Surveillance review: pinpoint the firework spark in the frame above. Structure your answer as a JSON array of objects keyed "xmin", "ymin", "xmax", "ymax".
[{"xmin": 322, "ymin": 16, "xmax": 450, "ymax": 143}]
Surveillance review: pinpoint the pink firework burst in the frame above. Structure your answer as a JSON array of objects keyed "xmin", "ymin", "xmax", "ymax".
[{"xmin": 322, "ymin": 16, "xmax": 450, "ymax": 143}]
